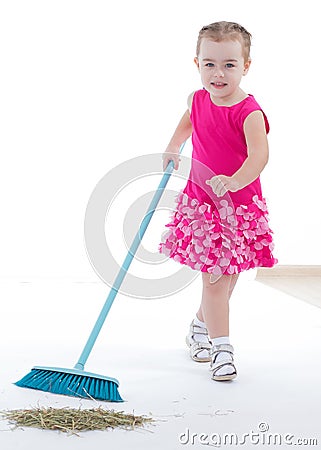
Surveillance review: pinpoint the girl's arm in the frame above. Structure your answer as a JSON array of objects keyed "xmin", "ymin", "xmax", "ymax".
[
  {"xmin": 162, "ymin": 93, "xmax": 194, "ymax": 170},
  {"xmin": 206, "ymin": 110, "xmax": 269, "ymax": 196},
  {"xmin": 231, "ymin": 110, "xmax": 269, "ymax": 189}
]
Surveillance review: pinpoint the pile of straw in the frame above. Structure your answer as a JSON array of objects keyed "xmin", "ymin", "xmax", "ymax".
[{"xmin": 1, "ymin": 406, "xmax": 154, "ymax": 434}]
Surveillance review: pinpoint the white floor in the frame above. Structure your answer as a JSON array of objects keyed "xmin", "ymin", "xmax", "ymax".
[{"xmin": 1, "ymin": 273, "xmax": 321, "ymax": 449}]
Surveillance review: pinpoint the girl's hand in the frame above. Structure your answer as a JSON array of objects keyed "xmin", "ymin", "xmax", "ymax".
[
  {"xmin": 162, "ymin": 150, "xmax": 181, "ymax": 171},
  {"xmin": 205, "ymin": 175, "xmax": 240, "ymax": 197}
]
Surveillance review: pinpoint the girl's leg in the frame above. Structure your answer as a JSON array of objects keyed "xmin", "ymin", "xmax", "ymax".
[
  {"xmin": 196, "ymin": 273, "xmax": 239, "ymax": 327},
  {"xmin": 200, "ymin": 273, "xmax": 232, "ymax": 338},
  {"xmin": 187, "ymin": 272, "xmax": 239, "ymax": 365},
  {"xmin": 199, "ymin": 272, "xmax": 238, "ymax": 380}
]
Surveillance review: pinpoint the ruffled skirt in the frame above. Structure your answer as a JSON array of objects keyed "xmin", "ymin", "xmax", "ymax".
[{"xmin": 159, "ymin": 191, "xmax": 278, "ymax": 277}]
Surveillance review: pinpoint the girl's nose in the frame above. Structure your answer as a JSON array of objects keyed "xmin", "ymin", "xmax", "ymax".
[{"xmin": 214, "ymin": 68, "xmax": 224, "ymax": 77}]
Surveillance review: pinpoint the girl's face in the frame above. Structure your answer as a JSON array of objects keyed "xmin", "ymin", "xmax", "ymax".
[{"xmin": 195, "ymin": 38, "xmax": 251, "ymax": 105}]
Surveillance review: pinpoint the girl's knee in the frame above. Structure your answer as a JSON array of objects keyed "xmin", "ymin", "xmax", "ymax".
[{"xmin": 202, "ymin": 272, "xmax": 231, "ymax": 290}]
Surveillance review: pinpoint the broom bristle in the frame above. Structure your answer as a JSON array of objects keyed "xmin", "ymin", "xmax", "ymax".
[{"xmin": 15, "ymin": 366, "xmax": 123, "ymax": 402}]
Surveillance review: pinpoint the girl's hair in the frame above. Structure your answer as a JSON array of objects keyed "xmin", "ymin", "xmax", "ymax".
[{"xmin": 196, "ymin": 21, "xmax": 252, "ymax": 61}]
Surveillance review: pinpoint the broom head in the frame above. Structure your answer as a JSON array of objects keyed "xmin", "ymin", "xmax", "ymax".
[{"xmin": 15, "ymin": 366, "xmax": 123, "ymax": 402}]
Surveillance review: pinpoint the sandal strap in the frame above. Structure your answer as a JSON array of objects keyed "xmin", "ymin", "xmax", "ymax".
[
  {"xmin": 190, "ymin": 342, "xmax": 211, "ymax": 360},
  {"xmin": 211, "ymin": 360, "xmax": 237, "ymax": 376},
  {"xmin": 190, "ymin": 322, "xmax": 208, "ymax": 335},
  {"xmin": 210, "ymin": 343, "xmax": 234, "ymax": 359},
  {"xmin": 191, "ymin": 342, "xmax": 211, "ymax": 352}
]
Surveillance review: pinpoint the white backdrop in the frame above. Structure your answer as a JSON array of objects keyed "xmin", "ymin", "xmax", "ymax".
[{"xmin": 1, "ymin": 0, "xmax": 320, "ymax": 282}]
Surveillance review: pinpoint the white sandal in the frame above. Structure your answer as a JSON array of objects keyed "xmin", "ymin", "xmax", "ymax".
[
  {"xmin": 185, "ymin": 321, "xmax": 211, "ymax": 362},
  {"xmin": 210, "ymin": 343, "xmax": 237, "ymax": 381}
]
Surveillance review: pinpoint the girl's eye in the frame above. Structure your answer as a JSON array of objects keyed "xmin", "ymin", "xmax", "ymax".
[
  {"xmin": 205, "ymin": 63, "xmax": 214, "ymax": 67},
  {"xmin": 226, "ymin": 63, "xmax": 235, "ymax": 68}
]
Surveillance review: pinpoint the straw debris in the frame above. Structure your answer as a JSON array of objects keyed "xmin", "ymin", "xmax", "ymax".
[{"xmin": 1, "ymin": 406, "xmax": 154, "ymax": 434}]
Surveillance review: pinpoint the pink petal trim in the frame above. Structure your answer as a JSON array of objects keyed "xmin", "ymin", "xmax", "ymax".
[{"xmin": 159, "ymin": 191, "xmax": 278, "ymax": 275}]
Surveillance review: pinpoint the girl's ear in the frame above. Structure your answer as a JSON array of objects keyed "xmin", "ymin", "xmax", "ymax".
[
  {"xmin": 243, "ymin": 58, "xmax": 251, "ymax": 76},
  {"xmin": 194, "ymin": 57, "xmax": 200, "ymax": 70}
]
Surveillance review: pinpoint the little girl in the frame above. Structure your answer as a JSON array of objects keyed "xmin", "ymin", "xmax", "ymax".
[{"xmin": 159, "ymin": 21, "xmax": 278, "ymax": 381}]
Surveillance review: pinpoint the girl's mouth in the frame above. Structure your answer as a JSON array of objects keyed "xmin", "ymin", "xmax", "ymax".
[{"xmin": 211, "ymin": 82, "xmax": 227, "ymax": 89}]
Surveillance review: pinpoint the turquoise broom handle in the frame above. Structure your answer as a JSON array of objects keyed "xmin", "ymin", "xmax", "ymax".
[{"xmin": 75, "ymin": 142, "xmax": 186, "ymax": 370}]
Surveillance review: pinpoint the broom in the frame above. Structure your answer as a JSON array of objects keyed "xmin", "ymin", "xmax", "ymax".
[{"xmin": 15, "ymin": 143, "xmax": 186, "ymax": 402}]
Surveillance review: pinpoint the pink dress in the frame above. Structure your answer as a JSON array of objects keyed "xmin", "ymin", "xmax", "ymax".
[{"xmin": 159, "ymin": 89, "xmax": 278, "ymax": 276}]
